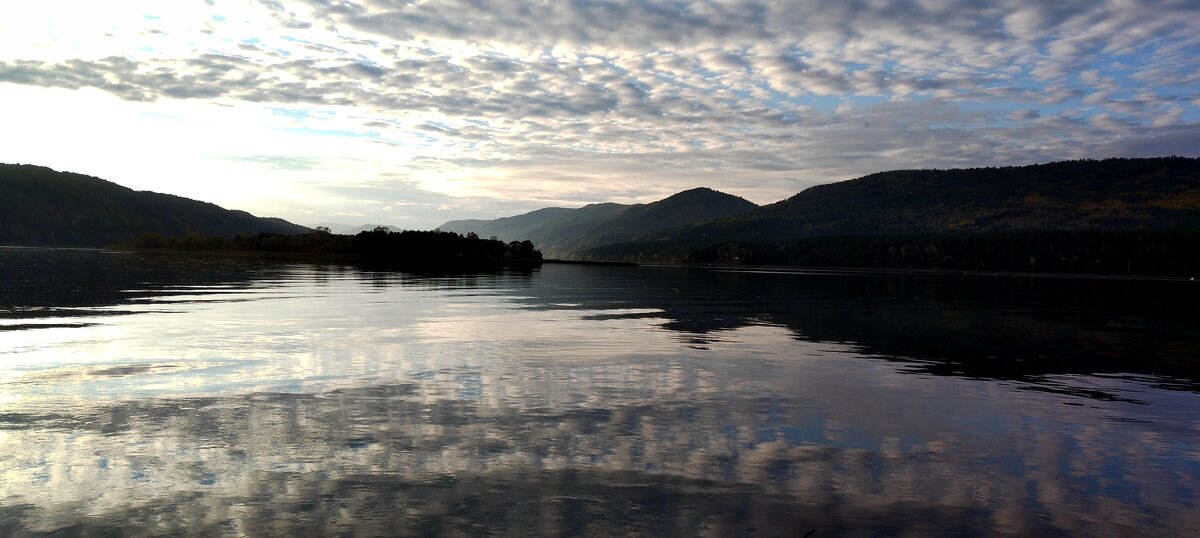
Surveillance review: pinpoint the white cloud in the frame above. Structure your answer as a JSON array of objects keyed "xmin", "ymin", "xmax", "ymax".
[{"xmin": 1, "ymin": 0, "xmax": 1198, "ymax": 228}]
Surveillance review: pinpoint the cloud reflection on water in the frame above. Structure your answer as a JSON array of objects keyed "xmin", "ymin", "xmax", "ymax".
[{"xmin": 1, "ymin": 250, "xmax": 1198, "ymax": 535}]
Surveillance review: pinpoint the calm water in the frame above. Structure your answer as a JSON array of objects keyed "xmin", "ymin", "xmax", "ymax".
[{"xmin": 2, "ymin": 247, "xmax": 1199, "ymax": 537}]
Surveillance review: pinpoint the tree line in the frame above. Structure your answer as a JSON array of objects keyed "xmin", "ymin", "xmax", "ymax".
[
  {"xmin": 128, "ymin": 228, "xmax": 542, "ymax": 264},
  {"xmin": 680, "ymin": 230, "xmax": 1200, "ymax": 277}
]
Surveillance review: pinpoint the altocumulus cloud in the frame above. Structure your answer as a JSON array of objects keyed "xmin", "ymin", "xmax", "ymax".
[{"xmin": 0, "ymin": 0, "xmax": 1197, "ymax": 227}]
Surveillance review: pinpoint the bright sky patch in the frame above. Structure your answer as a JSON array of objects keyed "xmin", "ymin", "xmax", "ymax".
[{"xmin": 1, "ymin": 0, "xmax": 1197, "ymax": 228}]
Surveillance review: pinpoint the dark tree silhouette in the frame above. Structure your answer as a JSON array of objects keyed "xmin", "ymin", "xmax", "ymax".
[{"xmin": 128, "ymin": 228, "xmax": 543, "ymax": 265}]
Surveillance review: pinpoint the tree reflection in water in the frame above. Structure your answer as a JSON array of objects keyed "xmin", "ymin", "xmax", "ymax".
[{"xmin": 1, "ymin": 249, "xmax": 1198, "ymax": 536}]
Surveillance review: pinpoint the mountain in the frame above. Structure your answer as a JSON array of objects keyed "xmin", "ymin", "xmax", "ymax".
[
  {"xmin": 601, "ymin": 158, "xmax": 1198, "ymax": 248},
  {"xmin": 521, "ymin": 203, "xmax": 631, "ymax": 257},
  {"xmin": 438, "ymin": 187, "xmax": 758, "ymax": 258},
  {"xmin": 587, "ymin": 188, "xmax": 760, "ymax": 242},
  {"xmin": 1, "ymin": 164, "xmax": 311, "ymax": 247},
  {"xmin": 439, "ymin": 207, "xmax": 576, "ymax": 241},
  {"xmin": 587, "ymin": 157, "xmax": 1200, "ymax": 271}
]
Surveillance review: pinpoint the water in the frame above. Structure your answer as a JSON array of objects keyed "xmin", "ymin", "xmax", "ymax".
[{"xmin": 2, "ymin": 247, "xmax": 1199, "ymax": 536}]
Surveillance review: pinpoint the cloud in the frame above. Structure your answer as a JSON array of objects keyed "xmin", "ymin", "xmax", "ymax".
[
  {"xmin": 1, "ymin": 0, "xmax": 1198, "ymax": 226},
  {"xmin": 3, "ymin": 266, "xmax": 1197, "ymax": 535},
  {"xmin": 1098, "ymin": 124, "xmax": 1200, "ymax": 158}
]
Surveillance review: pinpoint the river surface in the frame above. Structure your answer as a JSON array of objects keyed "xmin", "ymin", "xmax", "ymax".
[{"xmin": 1, "ymin": 247, "xmax": 1199, "ymax": 536}]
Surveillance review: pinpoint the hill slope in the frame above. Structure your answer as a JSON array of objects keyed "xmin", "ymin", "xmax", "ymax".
[
  {"xmin": 521, "ymin": 203, "xmax": 630, "ymax": 257},
  {"xmin": 439, "ymin": 207, "xmax": 576, "ymax": 241},
  {"xmin": 584, "ymin": 158, "xmax": 1200, "ymax": 272},
  {"xmin": 585, "ymin": 188, "xmax": 759, "ymax": 244},
  {"xmin": 624, "ymin": 157, "xmax": 1200, "ymax": 246},
  {"xmin": 439, "ymin": 187, "xmax": 758, "ymax": 258},
  {"xmin": 1, "ymin": 164, "xmax": 311, "ymax": 247}
]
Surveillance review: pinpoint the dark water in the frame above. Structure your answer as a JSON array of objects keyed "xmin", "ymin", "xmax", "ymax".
[{"xmin": 2, "ymin": 247, "xmax": 1199, "ymax": 537}]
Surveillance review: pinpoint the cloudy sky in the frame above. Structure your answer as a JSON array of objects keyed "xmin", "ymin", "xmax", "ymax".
[{"xmin": 2, "ymin": 1, "xmax": 1198, "ymax": 229}]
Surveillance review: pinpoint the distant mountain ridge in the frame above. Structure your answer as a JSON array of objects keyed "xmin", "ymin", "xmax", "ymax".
[
  {"xmin": 583, "ymin": 157, "xmax": 1200, "ymax": 269},
  {"xmin": 622, "ymin": 157, "xmax": 1200, "ymax": 247},
  {"xmin": 0, "ymin": 164, "xmax": 311, "ymax": 247},
  {"xmin": 9, "ymin": 157, "xmax": 1194, "ymax": 269},
  {"xmin": 438, "ymin": 207, "xmax": 576, "ymax": 243},
  {"xmin": 447, "ymin": 157, "xmax": 1199, "ymax": 265},
  {"xmin": 439, "ymin": 187, "xmax": 758, "ymax": 258}
]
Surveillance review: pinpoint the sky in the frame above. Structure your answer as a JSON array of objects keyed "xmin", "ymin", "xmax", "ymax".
[{"xmin": 1, "ymin": 1, "xmax": 1198, "ymax": 229}]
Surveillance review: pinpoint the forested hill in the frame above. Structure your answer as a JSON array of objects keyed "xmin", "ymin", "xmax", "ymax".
[
  {"xmin": 0, "ymin": 164, "xmax": 311, "ymax": 247},
  {"xmin": 635, "ymin": 157, "xmax": 1200, "ymax": 244},
  {"xmin": 439, "ymin": 207, "xmax": 577, "ymax": 244},
  {"xmin": 586, "ymin": 157, "xmax": 1200, "ymax": 274},
  {"xmin": 440, "ymin": 187, "xmax": 757, "ymax": 258}
]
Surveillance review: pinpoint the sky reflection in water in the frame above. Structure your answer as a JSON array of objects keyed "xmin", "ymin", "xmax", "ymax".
[{"xmin": 1, "ymin": 248, "xmax": 1199, "ymax": 536}]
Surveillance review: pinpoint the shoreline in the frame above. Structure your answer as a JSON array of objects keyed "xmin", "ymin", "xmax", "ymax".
[
  {"xmin": 647, "ymin": 261, "xmax": 1199, "ymax": 282},
  {"xmin": 4, "ymin": 245, "xmax": 1194, "ymax": 280},
  {"xmin": 102, "ymin": 246, "xmax": 546, "ymax": 266},
  {"xmin": 541, "ymin": 258, "xmax": 637, "ymax": 267}
]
